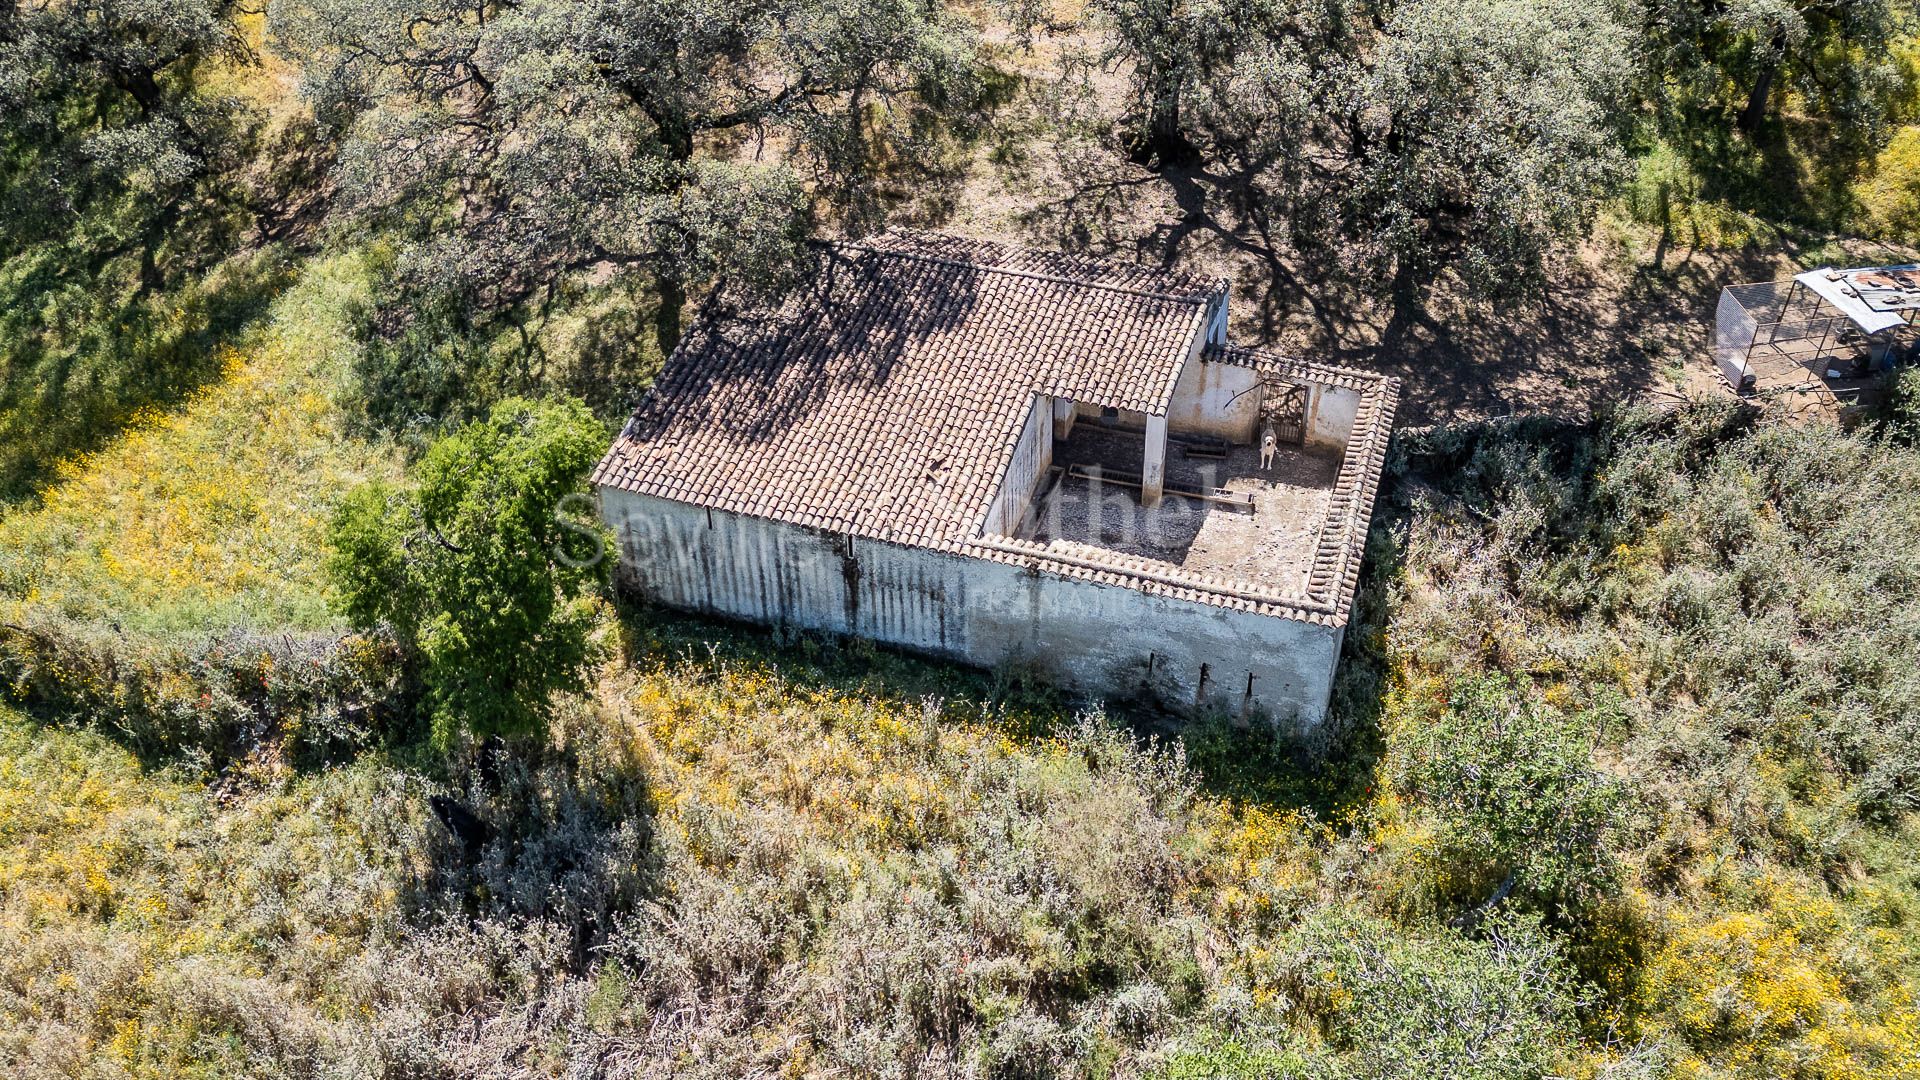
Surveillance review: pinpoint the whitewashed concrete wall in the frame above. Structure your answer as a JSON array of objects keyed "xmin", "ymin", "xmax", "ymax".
[
  {"xmin": 983, "ymin": 395, "xmax": 1054, "ymax": 537},
  {"xmin": 1166, "ymin": 358, "xmax": 1263, "ymax": 443},
  {"xmin": 1052, "ymin": 396, "xmax": 1077, "ymax": 440},
  {"xmin": 602, "ymin": 488, "xmax": 1343, "ymax": 725},
  {"xmin": 1307, "ymin": 385, "xmax": 1361, "ymax": 450}
]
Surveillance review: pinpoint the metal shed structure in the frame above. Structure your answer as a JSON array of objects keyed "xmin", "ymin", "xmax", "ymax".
[{"xmin": 1713, "ymin": 266, "xmax": 1920, "ymax": 410}]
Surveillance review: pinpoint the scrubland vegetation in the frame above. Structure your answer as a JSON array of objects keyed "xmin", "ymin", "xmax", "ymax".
[
  {"xmin": 0, "ymin": 252, "xmax": 399, "ymax": 632},
  {"xmin": 8, "ymin": 400, "xmax": 1920, "ymax": 1077},
  {"xmin": 6, "ymin": 0, "xmax": 1920, "ymax": 1076}
]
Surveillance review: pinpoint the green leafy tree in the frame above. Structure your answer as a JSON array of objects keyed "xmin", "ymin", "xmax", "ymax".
[
  {"xmin": 1134, "ymin": 0, "xmax": 1631, "ymax": 307},
  {"xmin": 327, "ymin": 397, "xmax": 613, "ymax": 745},
  {"xmin": 0, "ymin": 0, "xmax": 250, "ymax": 256},
  {"xmin": 1002, "ymin": 0, "xmax": 1358, "ymax": 167},
  {"xmin": 1342, "ymin": 0, "xmax": 1634, "ymax": 304},
  {"xmin": 1632, "ymin": 0, "xmax": 1909, "ymax": 230},
  {"xmin": 1644, "ymin": 0, "xmax": 1905, "ymax": 142},
  {"xmin": 1091, "ymin": 0, "xmax": 1309, "ymax": 167},
  {"xmin": 0, "ymin": 0, "xmax": 265, "ymax": 495},
  {"xmin": 270, "ymin": 0, "xmax": 983, "ymax": 411},
  {"xmin": 1394, "ymin": 674, "xmax": 1624, "ymax": 915}
]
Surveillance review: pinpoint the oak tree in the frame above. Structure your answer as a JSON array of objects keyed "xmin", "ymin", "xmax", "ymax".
[
  {"xmin": 271, "ymin": 0, "xmax": 983, "ymax": 371},
  {"xmin": 0, "ymin": 0, "xmax": 263, "ymax": 493}
]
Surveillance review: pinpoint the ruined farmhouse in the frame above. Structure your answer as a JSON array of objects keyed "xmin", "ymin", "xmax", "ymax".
[{"xmin": 593, "ymin": 233, "xmax": 1398, "ymax": 723}]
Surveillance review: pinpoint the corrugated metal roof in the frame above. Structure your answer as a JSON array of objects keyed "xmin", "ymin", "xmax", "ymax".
[{"xmin": 1796, "ymin": 269, "xmax": 1908, "ymax": 335}]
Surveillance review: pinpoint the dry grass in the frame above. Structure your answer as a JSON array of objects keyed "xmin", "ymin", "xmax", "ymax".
[
  {"xmin": 0, "ymin": 252, "xmax": 401, "ymax": 633},
  {"xmin": 8, "ymin": 403, "xmax": 1920, "ymax": 1076},
  {"xmin": 5, "ymin": 19, "xmax": 1920, "ymax": 1078}
]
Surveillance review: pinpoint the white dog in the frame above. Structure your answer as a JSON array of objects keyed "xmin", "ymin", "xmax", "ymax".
[{"xmin": 1260, "ymin": 421, "xmax": 1277, "ymax": 470}]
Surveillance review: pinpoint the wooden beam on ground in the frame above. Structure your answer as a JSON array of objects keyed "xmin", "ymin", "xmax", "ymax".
[{"xmin": 1066, "ymin": 464, "xmax": 1255, "ymax": 511}]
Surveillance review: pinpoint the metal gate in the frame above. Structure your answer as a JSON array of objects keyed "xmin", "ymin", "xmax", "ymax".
[{"xmin": 1264, "ymin": 380, "xmax": 1307, "ymax": 445}]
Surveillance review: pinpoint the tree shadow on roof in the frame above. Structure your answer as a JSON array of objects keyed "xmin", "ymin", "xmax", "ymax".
[
  {"xmin": 625, "ymin": 239, "xmax": 1210, "ymax": 452},
  {"xmin": 625, "ymin": 244, "xmax": 992, "ymax": 448}
]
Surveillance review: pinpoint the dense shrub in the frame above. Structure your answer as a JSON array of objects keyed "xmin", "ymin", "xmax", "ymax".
[
  {"xmin": 1278, "ymin": 910, "xmax": 1585, "ymax": 1080},
  {"xmin": 1879, "ymin": 366, "xmax": 1920, "ymax": 442},
  {"xmin": 1378, "ymin": 405, "xmax": 1920, "ymax": 1076},
  {"xmin": 0, "ymin": 611, "xmax": 410, "ymax": 768},
  {"xmin": 1389, "ymin": 403, "xmax": 1920, "ymax": 837},
  {"xmin": 1390, "ymin": 674, "xmax": 1624, "ymax": 915},
  {"xmin": 13, "ymin": 390, "xmax": 1920, "ymax": 1080}
]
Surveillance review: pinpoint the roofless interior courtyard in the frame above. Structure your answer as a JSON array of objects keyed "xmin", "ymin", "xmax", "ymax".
[{"xmin": 1009, "ymin": 389, "xmax": 1351, "ymax": 596}]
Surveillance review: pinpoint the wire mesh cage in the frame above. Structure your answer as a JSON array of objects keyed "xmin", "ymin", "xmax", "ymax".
[{"xmin": 1710, "ymin": 276, "xmax": 1915, "ymax": 400}]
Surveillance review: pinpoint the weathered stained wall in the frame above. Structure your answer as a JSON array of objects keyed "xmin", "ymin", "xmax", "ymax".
[
  {"xmin": 1163, "ymin": 350, "xmax": 1363, "ymax": 451},
  {"xmin": 602, "ymin": 488, "xmax": 1343, "ymax": 725},
  {"xmin": 983, "ymin": 395, "xmax": 1054, "ymax": 537},
  {"xmin": 1166, "ymin": 358, "xmax": 1263, "ymax": 443},
  {"xmin": 1307, "ymin": 385, "xmax": 1361, "ymax": 450}
]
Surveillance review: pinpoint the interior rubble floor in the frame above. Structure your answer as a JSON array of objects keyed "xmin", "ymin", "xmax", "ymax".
[{"xmin": 1017, "ymin": 423, "xmax": 1341, "ymax": 595}]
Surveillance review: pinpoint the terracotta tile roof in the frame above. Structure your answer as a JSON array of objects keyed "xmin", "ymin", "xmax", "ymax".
[
  {"xmin": 594, "ymin": 234, "xmax": 1401, "ymax": 627},
  {"xmin": 593, "ymin": 231, "xmax": 1223, "ymax": 545},
  {"xmin": 1204, "ymin": 343, "xmax": 1381, "ymax": 391}
]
